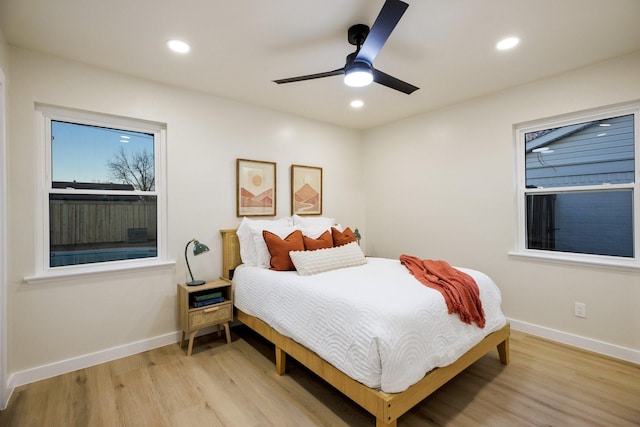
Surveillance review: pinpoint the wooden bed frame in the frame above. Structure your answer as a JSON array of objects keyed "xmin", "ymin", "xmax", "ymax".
[{"xmin": 220, "ymin": 229, "xmax": 510, "ymax": 427}]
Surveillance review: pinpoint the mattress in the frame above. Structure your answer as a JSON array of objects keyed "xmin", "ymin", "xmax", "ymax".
[{"xmin": 233, "ymin": 257, "xmax": 507, "ymax": 393}]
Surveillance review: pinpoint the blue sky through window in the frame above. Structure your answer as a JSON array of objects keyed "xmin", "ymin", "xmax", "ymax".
[{"xmin": 51, "ymin": 121, "xmax": 153, "ymax": 184}]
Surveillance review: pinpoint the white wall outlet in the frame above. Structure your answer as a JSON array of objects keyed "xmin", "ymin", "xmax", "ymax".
[{"xmin": 574, "ymin": 302, "xmax": 587, "ymax": 318}]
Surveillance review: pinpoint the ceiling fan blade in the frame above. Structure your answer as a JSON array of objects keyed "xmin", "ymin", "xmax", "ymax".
[
  {"xmin": 355, "ymin": 0, "xmax": 409, "ymax": 65},
  {"xmin": 372, "ymin": 68, "xmax": 419, "ymax": 94},
  {"xmin": 273, "ymin": 68, "xmax": 344, "ymax": 84}
]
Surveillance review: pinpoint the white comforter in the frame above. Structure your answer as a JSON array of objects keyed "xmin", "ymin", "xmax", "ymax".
[{"xmin": 233, "ymin": 257, "xmax": 507, "ymax": 393}]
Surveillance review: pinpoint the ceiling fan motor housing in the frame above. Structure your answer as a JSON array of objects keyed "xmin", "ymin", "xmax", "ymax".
[{"xmin": 348, "ymin": 24, "xmax": 370, "ymax": 46}]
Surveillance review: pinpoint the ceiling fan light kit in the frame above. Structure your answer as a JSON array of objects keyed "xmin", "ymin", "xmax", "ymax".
[
  {"xmin": 344, "ymin": 64, "xmax": 373, "ymax": 87},
  {"xmin": 274, "ymin": 0, "xmax": 419, "ymax": 95}
]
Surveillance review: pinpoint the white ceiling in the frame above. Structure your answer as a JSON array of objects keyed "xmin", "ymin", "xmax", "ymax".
[{"xmin": 1, "ymin": 0, "xmax": 639, "ymax": 130}]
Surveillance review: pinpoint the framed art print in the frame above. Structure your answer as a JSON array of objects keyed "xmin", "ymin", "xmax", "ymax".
[
  {"xmin": 236, "ymin": 159, "xmax": 276, "ymax": 216},
  {"xmin": 291, "ymin": 164, "xmax": 322, "ymax": 215}
]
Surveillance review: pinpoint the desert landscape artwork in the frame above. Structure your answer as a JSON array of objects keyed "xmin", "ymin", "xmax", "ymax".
[
  {"xmin": 237, "ymin": 159, "xmax": 276, "ymax": 216},
  {"xmin": 291, "ymin": 165, "xmax": 322, "ymax": 215}
]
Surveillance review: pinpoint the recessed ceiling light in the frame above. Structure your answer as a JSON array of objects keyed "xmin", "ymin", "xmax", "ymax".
[
  {"xmin": 167, "ymin": 39, "xmax": 190, "ymax": 54},
  {"xmin": 496, "ymin": 36, "xmax": 520, "ymax": 51},
  {"xmin": 350, "ymin": 100, "xmax": 364, "ymax": 109}
]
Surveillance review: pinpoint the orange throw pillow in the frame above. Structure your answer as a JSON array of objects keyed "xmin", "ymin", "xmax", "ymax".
[
  {"xmin": 303, "ymin": 230, "xmax": 334, "ymax": 251},
  {"xmin": 263, "ymin": 229, "xmax": 304, "ymax": 271},
  {"xmin": 331, "ymin": 227, "xmax": 357, "ymax": 247}
]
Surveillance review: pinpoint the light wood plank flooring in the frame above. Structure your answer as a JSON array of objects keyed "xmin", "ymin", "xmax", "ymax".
[{"xmin": 1, "ymin": 327, "xmax": 638, "ymax": 426}]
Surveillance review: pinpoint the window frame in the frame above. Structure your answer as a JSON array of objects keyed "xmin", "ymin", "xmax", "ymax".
[
  {"xmin": 26, "ymin": 104, "xmax": 173, "ymax": 284},
  {"xmin": 512, "ymin": 101, "xmax": 640, "ymax": 271}
]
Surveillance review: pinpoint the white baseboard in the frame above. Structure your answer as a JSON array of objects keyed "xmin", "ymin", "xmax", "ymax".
[
  {"xmin": 6, "ymin": 325, "xmax": 223, "ymax": 396},
  {"xmin": 508, "ymin": 318, "xmax": 640, "ymax": 364},
  {"xmin": 1, "ymin": 383, "xmax": 9, "ymax": 411},
  {"xmin": 5, "ymin": 330, "xmax": 185, "ymax": 404}
]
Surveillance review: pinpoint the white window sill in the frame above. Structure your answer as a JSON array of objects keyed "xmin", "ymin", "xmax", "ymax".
[
  {"xmin": 24, "ymin": 259, "xmax": 176, "ymax": 285},
  {"xmin": 508, "ymin": 250, "xmax": 640, "ymax": 272}
]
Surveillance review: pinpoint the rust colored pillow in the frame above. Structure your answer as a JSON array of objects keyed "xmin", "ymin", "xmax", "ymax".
[
  {"xmin": 331, "ymin": 227, "xmax": 357, "ymax": 247},
  {"xmin": 303, "ymin": 230, "xmax": 334, "ymax": 251},
  {"xmin": 263, "ymin": 229, "xmax": 304, "ymax": 271}
]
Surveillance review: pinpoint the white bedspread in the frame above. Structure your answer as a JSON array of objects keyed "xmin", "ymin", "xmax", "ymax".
[{"xmin": 233, "ymin": 257, "xmax": 507, "ymax": 393}]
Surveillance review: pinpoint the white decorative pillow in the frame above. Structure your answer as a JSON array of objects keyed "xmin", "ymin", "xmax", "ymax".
[
  {"xmin": 292, "ymin": 214, "xmax": 335, "ymax": 229},
  {"xmin": 237, "ymin": 217, "xmax": 292, "ymax": 266},
  {"xmin": 289, "ymin": 241, "xmax": 367, "ymax": 276},
  {"xmin": 251, "ymin": 224, "xmax": 300, "ymax": 268}
]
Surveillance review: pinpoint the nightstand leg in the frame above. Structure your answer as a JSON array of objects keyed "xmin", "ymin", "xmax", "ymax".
[
  {"xmin": 187, "ymin": 331, "xmax": 197, "ymax": 356},
  {"xmin": 180, "ymin": 331, "xmax": 186, "ymax": 348},
  {"xmin": 223, "ymin": 322, "xmax": 231, "ymax": 344}
]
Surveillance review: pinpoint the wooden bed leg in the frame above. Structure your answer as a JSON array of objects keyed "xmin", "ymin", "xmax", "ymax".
[
  {"xmin": 275, "ymin": 346, "xmax": 286, "ymax": 375},
  {"xmin": 497, "ymin": 338, "xmax": 510, "ymax": 365},
  {"xmin": 376, "ymin": 418, "xmax": 397, "ymax": 427}
]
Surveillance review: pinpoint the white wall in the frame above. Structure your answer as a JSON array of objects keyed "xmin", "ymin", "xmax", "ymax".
[
  {"xmin": 363, "ymin": 51, "xmax": 640, "ymax": 358},
  {"xmin": 0, "ymin": 27, "xmax": 9, "ymax": 409},
  {"xmin": 6, "ymin": 47, "xmax": 364, "ymax": 382}
]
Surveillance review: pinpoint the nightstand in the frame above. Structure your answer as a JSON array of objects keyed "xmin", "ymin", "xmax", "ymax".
[{"xmin": 177, "ymin": 279, "xmax": 233, "ymax": 356}]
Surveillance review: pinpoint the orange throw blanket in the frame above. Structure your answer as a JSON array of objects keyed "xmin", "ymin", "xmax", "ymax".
[{"xmin": 399, "ymin": 255, "xmax": 485, "ymax": 328}]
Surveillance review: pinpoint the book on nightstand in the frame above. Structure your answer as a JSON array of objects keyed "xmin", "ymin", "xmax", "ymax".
[
  {"xmin": 194, "ymin": 291, "xmax": 223, "ymax": 302},
  {"xmin": 192, "ymin": 296, "xmax": 225, "ymax": 308}
]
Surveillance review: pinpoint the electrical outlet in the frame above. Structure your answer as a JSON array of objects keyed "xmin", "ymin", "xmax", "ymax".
[{"xmin": 574, "ymin": 302, "xmax": 586, "ymax": 318}]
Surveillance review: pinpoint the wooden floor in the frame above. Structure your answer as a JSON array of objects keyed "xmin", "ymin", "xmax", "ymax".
[{"xmin": 1, "ymin": 327, "xmax": 639, "ymax": 427}]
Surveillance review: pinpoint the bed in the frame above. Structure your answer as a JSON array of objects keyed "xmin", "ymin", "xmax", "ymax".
[{"xmin": 220, "ymin": 227, "xmax": 510, "ymax": 427}]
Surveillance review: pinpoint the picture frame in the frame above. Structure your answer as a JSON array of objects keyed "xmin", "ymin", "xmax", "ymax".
[
  {"xmin": 291, "ymin": 164, "xmax": 322, "ymax": 215},
  {"xmin": 236, "ymin": 158, "xmax": 276, "ymax": 217}
]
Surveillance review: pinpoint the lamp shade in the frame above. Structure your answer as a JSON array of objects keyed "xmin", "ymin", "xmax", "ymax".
[
  {"xmin": 192, "ymin": 240, "xmax": 209, "ymax": 256},
  {"xmin": 185, "ymin": 238, "xmax": 209, "ymax": 286}
]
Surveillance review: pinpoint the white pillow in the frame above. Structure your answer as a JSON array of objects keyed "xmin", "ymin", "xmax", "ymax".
[
  {"xmin": 292, "ymin": 214, "xmax": 335, "ymax": 229},
  {"xmin": 289, "ymin": 241, "xmax": 367, "ymax": 276},
  {"xmin": 237, "ymin": 217, "xmax": 292, "ymax": 266},
  {"xmin": 301, "ymin": 225, "xmax": 334, "ymax": 239},
  {"xmin": 251, "ymin": 224, "xmax": 300, "ymax": 268}
]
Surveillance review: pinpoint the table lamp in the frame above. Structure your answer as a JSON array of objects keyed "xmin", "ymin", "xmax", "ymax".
[{"xmin": 185, "ymin": 238, "xmax": 209, "ymax": 286}]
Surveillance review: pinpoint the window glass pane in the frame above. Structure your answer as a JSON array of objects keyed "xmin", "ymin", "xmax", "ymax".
[
  {"xmin": 526, "ymin": 190, "xmax": 633, "ymax": 257},
  {"xmin": 51, "ymin": 121, "xmax": 155, "ymax": 191},
  {"xmin": 49, "ymin": 194, "xmax": 157, "ymax": 267},
  {"xmin": 525, "ymin": 114, "xmax": 635, "ymax": 188}
]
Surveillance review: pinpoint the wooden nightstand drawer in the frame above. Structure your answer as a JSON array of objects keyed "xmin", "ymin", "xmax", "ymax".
[{"xmin": 189, "ymin": 302, "xmax": 232, "ymax": 329}]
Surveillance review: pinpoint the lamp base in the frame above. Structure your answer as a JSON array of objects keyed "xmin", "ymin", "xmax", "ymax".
[{"xmin": 186, "ymin": 280, "xmax": 206, "ymax": 286}]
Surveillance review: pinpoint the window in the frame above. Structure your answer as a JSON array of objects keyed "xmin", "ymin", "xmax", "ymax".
[
  {"xmin": 514, "ymin": 102, "xmax": 639, "ymax": 268},
  {"xmin": 29, "ymin": 105, "xmax": 169, "ymax": 281}
]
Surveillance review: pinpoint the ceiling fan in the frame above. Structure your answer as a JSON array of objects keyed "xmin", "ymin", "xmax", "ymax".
[{"xmin": 273, "ymin": 0, "xmax": 419, "ymax": 95}]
